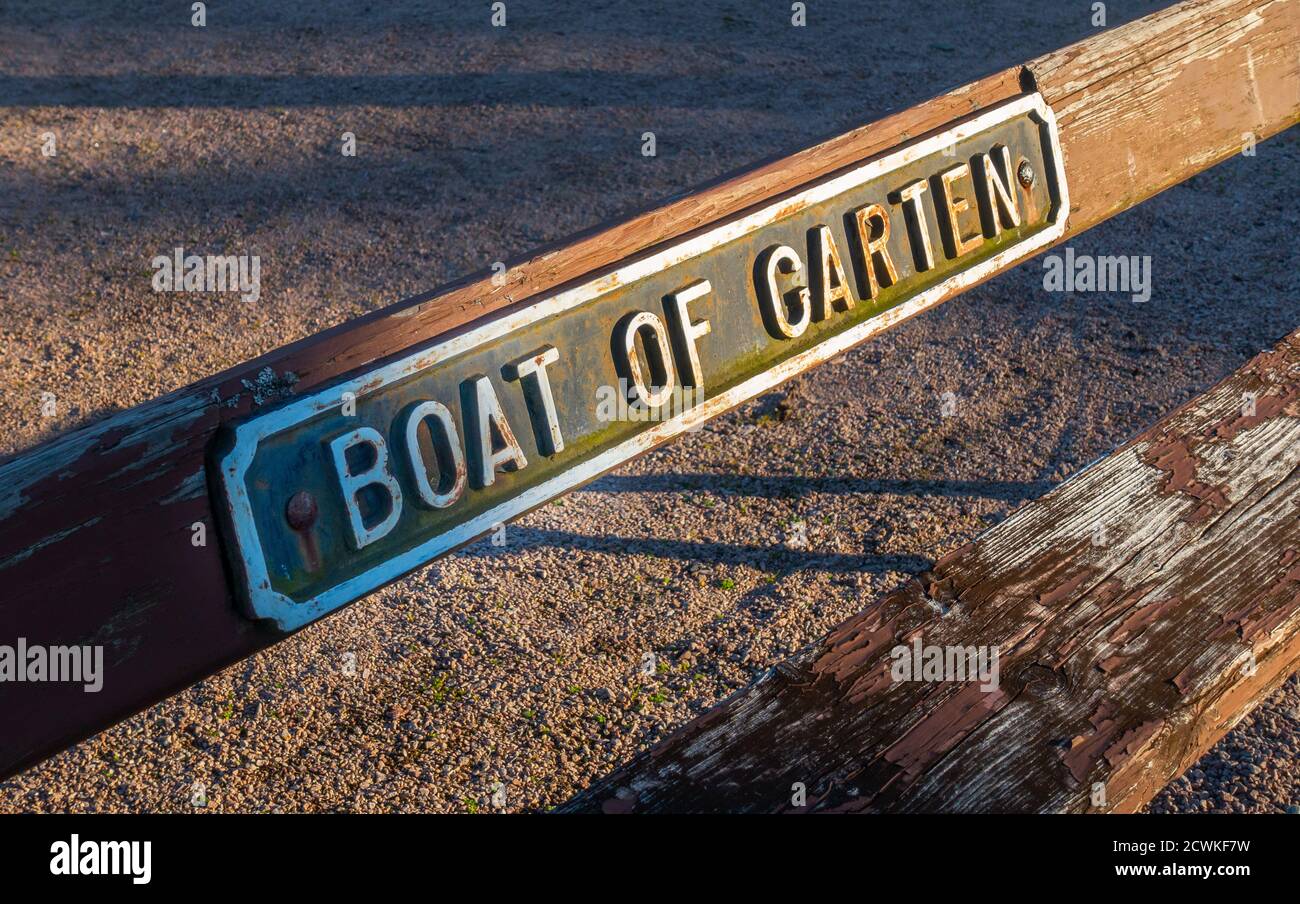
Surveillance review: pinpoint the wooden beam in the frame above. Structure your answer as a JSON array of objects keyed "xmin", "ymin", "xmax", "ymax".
[
  {"xmin": 0, "ymin": 0, "xmax": 1296, "ymax": 780},
  {"xmin": 1032, "ymin": 0, "xmax": 1299, "ymax": 235},
  {"xmin": 561, "ymin": 327, "xmax": 1300, "ymax": 813}
]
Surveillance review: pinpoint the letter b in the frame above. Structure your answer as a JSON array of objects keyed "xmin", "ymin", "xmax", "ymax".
[{"xmin": 327, "ymin": 427, "xmax": 403, "ymax": 549}]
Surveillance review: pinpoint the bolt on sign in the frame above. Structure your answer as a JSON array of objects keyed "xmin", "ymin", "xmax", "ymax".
[{"xmin": 213, "ymin": 93, "xmax": 1067, "ymax": 630}]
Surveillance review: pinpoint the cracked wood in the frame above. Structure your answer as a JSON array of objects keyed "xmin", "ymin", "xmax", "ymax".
[
  {"xmin": 561, "ymin": 329, "xmax": 1300, "ymax": 813},
  {"xmin": 0, "ymin": 0, "xmax": 1296, "ymax": 779}
]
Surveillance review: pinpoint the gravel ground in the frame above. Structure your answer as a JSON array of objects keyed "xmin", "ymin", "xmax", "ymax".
[{"xmin": 0, "ymin": 0, "xmax": 1297, "ymax": 813}]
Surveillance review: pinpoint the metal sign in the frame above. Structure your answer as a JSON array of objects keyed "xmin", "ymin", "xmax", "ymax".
[{"xmin": 212, "ymin": 92, "xmax": 1067, "ymax": 631}]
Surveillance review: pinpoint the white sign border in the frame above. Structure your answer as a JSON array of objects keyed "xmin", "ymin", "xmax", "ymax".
[{"xmin": 216, "ymin": 92, "xmax": 1069, "ymax": 631}]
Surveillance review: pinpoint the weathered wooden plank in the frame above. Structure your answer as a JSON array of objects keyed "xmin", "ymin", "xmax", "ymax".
[
  {"xmin": 1032, "ymin": 0, "xmax": 1299, "ymax": 233},
  {"xmin": 560, "ymin": 329, "xmax": 1300, "ymax": 814},
  {"xmin": 0, "ymin": 0, "xmax": 1296, "ymax": 780}
]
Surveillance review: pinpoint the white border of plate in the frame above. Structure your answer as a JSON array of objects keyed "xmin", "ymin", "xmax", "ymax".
[{"xmin": 216, "ymin": 92, "xmax": 1069, "ymax": 631}]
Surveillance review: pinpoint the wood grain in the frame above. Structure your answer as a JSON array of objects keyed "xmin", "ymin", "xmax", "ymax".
[
  {"xmin": 561, "ymin": 328, "xmax": 1300, "ymax": 813},
  {"xmin": 1030, "ymin": 0, "xmax": 1300, "ymax": 234},
  {"xmin": 1, "ymin": 0, "xmax": 1296, "ymax": 780}
]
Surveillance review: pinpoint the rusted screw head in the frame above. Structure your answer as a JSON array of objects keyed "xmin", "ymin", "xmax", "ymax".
[
  {"xmin": 1017, "ymin": 160, "xmax": 1036, "ymax": 187},
  {"xmin": 285, "ymin": 491, "xmax": 318, "ymax": 532}
]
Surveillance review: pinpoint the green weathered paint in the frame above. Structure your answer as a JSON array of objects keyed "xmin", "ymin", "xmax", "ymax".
[{"xmin": 214, "ymin": 97, "xmax": 1064, "ymax": 629}]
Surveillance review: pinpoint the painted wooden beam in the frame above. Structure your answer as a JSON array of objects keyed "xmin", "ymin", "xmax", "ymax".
[
  {"xmin": 561, "ymin": 327, "xmax": 1300, "ymax": 813},
  {"xmin": 0, "ymin": 0, "xmax": 1296, "ymax": 781}
]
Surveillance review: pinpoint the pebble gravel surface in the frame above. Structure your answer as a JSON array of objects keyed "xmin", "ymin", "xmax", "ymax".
[{"xmin": 0, "ymin": 0, "xmax": 1296, "ymax": 813}]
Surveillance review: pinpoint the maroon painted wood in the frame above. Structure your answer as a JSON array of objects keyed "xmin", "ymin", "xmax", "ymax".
[{"xmin": 1, "ymin": 0, "xmax": 1295, "ymax": 781}]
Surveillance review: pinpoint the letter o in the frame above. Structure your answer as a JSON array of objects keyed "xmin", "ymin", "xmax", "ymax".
[
  {"xmin": 614, "ymin": 310, "xmax": 676, "ymax": 408},
  {"xmin": 402, "ymin": 400, "xmax": 466, "ymax": 509}
]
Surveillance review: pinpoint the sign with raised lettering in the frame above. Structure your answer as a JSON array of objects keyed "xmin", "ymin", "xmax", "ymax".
[{"xmin": 212, "ymin": 93, "xmax": 1067, "ymax": 630}]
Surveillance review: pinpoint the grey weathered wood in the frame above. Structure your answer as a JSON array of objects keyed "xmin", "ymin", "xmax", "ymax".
[
  {"xmin": 562, "ymin": 329, "xmax": 1300, "ymax": 813},
  {"xmin": 0, "ymin": 0, "xmax": 1296, "ymax": 781}
]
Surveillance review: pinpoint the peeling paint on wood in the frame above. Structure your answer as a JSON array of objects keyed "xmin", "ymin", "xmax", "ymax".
[
  {"xmin": 0, "ymin": 0, "xmax": 1296, "ymax": 781},
  {"xmin": 560, "ymin": 330, "xmax": 1300, "ymax": 813}
]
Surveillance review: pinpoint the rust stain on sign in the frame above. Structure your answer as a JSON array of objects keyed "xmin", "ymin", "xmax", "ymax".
[
  {"xmin": 214, "ymin": 95, "xmax": 1067, "ymax": 632},
  {"xmin": 1, "ymin": 0, "xmax": 1295, "ymax": 788}
]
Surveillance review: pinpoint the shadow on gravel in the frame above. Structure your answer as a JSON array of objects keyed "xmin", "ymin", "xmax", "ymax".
[
  {"xmin": 458, "ymin": 525, "xmax": 931, "ymax": 575},
  {"xmin": 583, "ymin": 473, "xmax": 1055, "ymax": 503}
]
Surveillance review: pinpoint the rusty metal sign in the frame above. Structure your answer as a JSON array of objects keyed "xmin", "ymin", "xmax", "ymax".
[{"xmin": 212, "ymin": 92, "xmax": 1067, "ymax": 631}]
